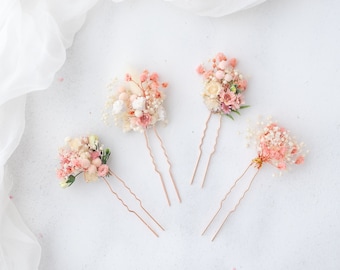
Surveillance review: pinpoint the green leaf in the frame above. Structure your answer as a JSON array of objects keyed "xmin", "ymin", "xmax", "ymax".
[
  {"xmin": 102, "ymin": 148, "xmax": 111, "ymax": 164},
  {"xmin": 225, "ymin": 114, "xmax": 234, "ymax": 120},
  {"xmin": 233, "ymin": 110, "xmax": 241, "ymax": 116},
  {"xmin": 66, "ymin": 175, "xmax": 76, "ymax": 186},
  {"xmin": 230, "ymin": 85, "xmax": 237, "ymax": 93},
  {"xmin": 240, "ymin": 105, "xmax": 250, "ymax": 109}
]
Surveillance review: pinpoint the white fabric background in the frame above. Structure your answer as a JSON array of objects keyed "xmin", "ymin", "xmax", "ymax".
[{"xmin": 2, "ymin": 0, "xmax": 340, "ymax": 269}]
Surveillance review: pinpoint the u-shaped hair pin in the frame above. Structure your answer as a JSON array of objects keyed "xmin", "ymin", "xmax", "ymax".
[
  {"xmin": 191, "ymin": 52, "xmax": 250, "ymax": 188},
  {"xmin": 103, "ymin": 70, "xmax": 181, "ymax": 206},
  {"xmin": 56, "ymin": 135, "xmax": 164, "ymax": 237}
]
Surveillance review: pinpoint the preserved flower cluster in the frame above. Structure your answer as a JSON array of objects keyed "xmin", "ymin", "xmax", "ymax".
[
  {"xmin": 249, "ymin": 120, "xmax": 306, "ymax": 170},
  {"xmin": 56, "ymin": 135, "xmax": 111, "ymax": 188},
  {"xmin": 197, "ymin": 52, "xmax": 249, "ymax": 118},
  {"xmin": 103, "ymin": 70, "xmax": 168, "ymax": 132}
]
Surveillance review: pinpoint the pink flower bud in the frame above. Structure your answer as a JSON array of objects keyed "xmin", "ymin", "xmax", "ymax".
[
  {"xmin": 87, "ymin": 164, "xmax": 97, "ymax": 175},
  {"xmin": 125, "ymin": 73, "xmax": 132, "ymax": 81},
  {"xmin": 196, "ymin": 64, "xmax": 205, "ymax": 74},
  {"xmin": 97, "ymin": 164, "xmax": 109, "ymax": 177},
  {"xmin": 92, "ymin": 157, "xmax": 102, "ymax": 167},
  {"xmin": 215, "ymin": 70, "xmax": 225, "ymax": 80},
  {"xmin": 229, "ymin": 58, "xmax": 237, "ymax": 67}
]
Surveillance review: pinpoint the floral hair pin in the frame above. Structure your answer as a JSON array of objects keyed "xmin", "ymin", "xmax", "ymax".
[
  {"xmin": 56, "ymin": 135, "xmax": 164, "ymax": 237},
  {"xmin": 201, "ymin": 118, "xmax": 307, "ymax": 241},
  {"xmin": 191, "ymin": 52, "xmax": 249, "ymax": 187},
  {"xmin": 103, "ymin": 70, "xmax": 181, "ymax": 206}
]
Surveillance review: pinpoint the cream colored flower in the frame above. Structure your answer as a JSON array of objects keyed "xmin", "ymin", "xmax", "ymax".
[
  {"xmin": 203, "ymin": 81, "xmax": 222, "ymax": 98},
  {"xmin": 88, "ymin": 135, "xmax": 98, "ymax": 150},
  {"xmin": 68, "ymin": 138, "xmax": 82, "ymax": 151},
  {"xmin": 203, "ymin": 96, "xmax": 220, "ymax": 112}
]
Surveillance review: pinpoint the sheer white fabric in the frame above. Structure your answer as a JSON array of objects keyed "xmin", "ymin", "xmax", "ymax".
[
  {"xmin": 165, "ymin": 0, "xmax": 266, "ymax": 17},
  {"xmin": 0, "ymin": 0, "xmax": 266, "ymax": 269},
  {"xmin": 0, "ymin": 0, "xmax": 98, "ymax": 269}
]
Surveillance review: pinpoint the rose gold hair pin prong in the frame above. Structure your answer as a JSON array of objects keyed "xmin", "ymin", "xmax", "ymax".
[
  {"xmin": 192, "ymin": 52, "xmax": 250, "ymax": 188},
  {"xmin": 144, "ymin": 130, "xmax": 171, "ymax": 206},
  {"xmin": 110, "ymin": 170, "xmax": 165, "ymax": 231},
  {"xmin": 201, "ymin": 118, "xmax": 307, "ymax": 241},
  {"xmin": 103, "ymin": 177, "xmax": 160, "ymax": 237},
  {"xmin": 210, "ymin": 168, "xmax": 260, "ymax": 241},
  {"xmin": 190, "ymin": 112, "xmax": 212, "ymax": 185},
  {"xmin": 103, "ymin": 70, "xmax": 180, "ymax": 207},
  {"xmin": 200, "ymin": 114, "xmax": 222, "ymax": 188},
  {"xmin": 201, "ymin": 162, "xmax": 254, "ymax": 236},
  {"xmin": 57, "ymin": 135, "xmax": 166, "ymax": 238},
  {"xmin": 153, "ymin": 127, "xmax": 182, "ymax": 203}
]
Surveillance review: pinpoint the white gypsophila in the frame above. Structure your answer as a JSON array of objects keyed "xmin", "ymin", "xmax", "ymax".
[
  {"xmin": 112, "ymin": 100, "xmax": 125, "ymax": 114},
  {"xmin": 157, "ymin": 106, "xmax": 166, "ymax": 122},
  {"xmin": 132, "ymin": 97, "xmax": 146, "ymax": 110}
]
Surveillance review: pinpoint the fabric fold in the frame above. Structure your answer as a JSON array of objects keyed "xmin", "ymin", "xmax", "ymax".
[
  {"xmin": 0, "ymin": 0, "xmax": 266, "ymax": 268},
  {"xmin": 0, "ymin": 0, "xmax": 99, "ymax": 269}
]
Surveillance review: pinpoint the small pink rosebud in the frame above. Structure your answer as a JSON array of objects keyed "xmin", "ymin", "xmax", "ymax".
[
  {"xmin": 97, "ymin": 164, "xmax": 109, "ymax": 177},
  {"xmin": 277, "ymin": 162, "xmax": 287, "ymax": 170},
  {"xmin": 229, "ymin": 58, "xmax": 237, "ymax": 67},
  {"xmin": 91, "ymin": 151, "xmax": 100, "ymax": 160},
  {"xmin": 218, "ymin": 60, "xmax": 228, "ymax": 70},
  {"xmin": 162, "ymin": 82, "xmax": 168, "ymax": 88},
  {"xmin": 238, "ymin": 79, "xmax": 247, "ymax": 90},
  {"xmin": 125, "ymin": 73, "xmax": 132, "ymax": 81},
  {"xmin": 215, "ymin": 70, "xmax": 225, "ymax": 80},
  {"xmin": 196, "ymin": 64, "xmax": 205, "ymax": 74},
  {"xmin": 140, "ymin": 73, "xmax": 148, "ymax": 82},
  {"xmin": 295, "ymin": 156, "xmax": 304, "ymax": 165},
  {"xmin": 224, "ymin": 74, "xmax": 232, "ymax": 82},
  {"xmin": 150, "ymin": 72, "xmax": 159, "ymax": 82},
  {"xmin": 80, "ymin": 159, "xmax": 91, "ymax": 169},
  {"xmin": 92, "ymin": 157, "xmax": 102, "ymax": 167},
  {"xmin": 216, "ymin": 52, "xmax": 227, "ymax": 62}
]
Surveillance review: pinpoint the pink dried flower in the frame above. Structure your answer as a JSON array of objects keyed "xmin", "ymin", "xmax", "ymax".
[
  {"xmin": 215, "ymin": 70, "xmax": 225, "ymax": 80},
  {"xmin": 56, "ymin": 135, "xmax": 111, "ymax": 188},
  {"xmin": 91, "ymin": 151, "xmax": 101, "ymax": 160},
  {"xmin": 250, "ymin": 120, "xmax": 307, "ymax": 171},
  {"xmin": 238, "ymin": 79, "xmax": 247, "ymax": 91},
  {"xmin": 104, "ymin": 70, "xmax": 168, "ymax": 132},
  {"xmin": 125, "ymin": 73, "xmax": 132, "ymax": 81},
  {"xmin": 97, "ymin": 164, "xmax": 109, "ymax": 177},
  {"xmin": 137, "ymin": 113, "xmax": 152, "ymax": 128},
  {"xmin": 140, "ymin": 71, "xmax": 148, "ymax": 82},
  {"xmin": 295, "ymin": 156, "xmax": 304, "ymax": 164},
  {"xmin": 198, "ymin": 52, "xmax": 249, "ymax": 117},
  {"xmin": 196, "ymin": 64, "xmax": 205, "ymax": 74},
  {"xmin": 216, "ymin": 52, "xmax": 227, "ymax": 62},
  {"xmin": 218, "ymin": 60, "xmax": 228, "ymax": 70},
  {"xmin": 229, "ymin": 58, "xmax": 237, "ymax": 67},
  {"xmin": 92, "ymin": 157, "xmax": 102, "ymax": 167},
  {"xmin": 150, "ymin": 72, "xmax": 159, "ymax": 82},
  {"xmin": 80, "ymin": 159, "xmax": 91, "ymax": 169}
]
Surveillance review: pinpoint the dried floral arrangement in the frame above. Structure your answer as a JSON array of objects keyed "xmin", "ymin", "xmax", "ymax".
[
  {"xmin": 191, "ymin": 53, "xmax": 249, "ymax": 187},
  {"xmin": 103, "ymin": 70, "xmax": 181, "ymax": 206},
  {"xmin": 57, "ymin": 135, "xmax": 164, "ymax": 237},
  {"xmin": 202, "ymin": 118, "xmax": 307, "ymax": 241}
]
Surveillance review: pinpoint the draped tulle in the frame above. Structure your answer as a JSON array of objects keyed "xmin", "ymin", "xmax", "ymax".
[
  {"xmin": 165, "ymin": 0, "xmax": 266, "ymax": 17},
  {"xmin": 0, "ymin": 0, "xmax": 266, "ymax": 268}
]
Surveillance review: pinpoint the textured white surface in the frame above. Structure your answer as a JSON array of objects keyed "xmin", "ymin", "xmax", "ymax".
[{"xmin": 4, "ymin": 0, "xmax": 340, "ymax": 269}]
